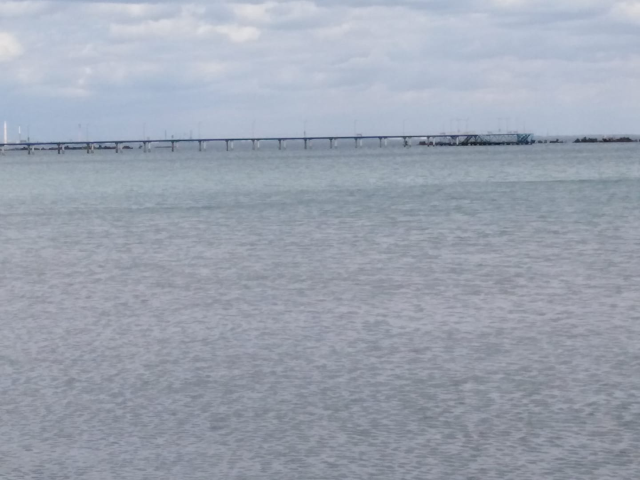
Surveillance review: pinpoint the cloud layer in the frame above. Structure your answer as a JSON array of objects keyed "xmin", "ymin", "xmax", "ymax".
[{"xmin": 1, "ymin": 0, "xmax": 639, "ymax": 140}]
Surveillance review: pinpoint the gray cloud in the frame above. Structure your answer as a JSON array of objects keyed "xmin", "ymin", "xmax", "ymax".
[{"xmin": 1, "ymin": 0, "xmax": 639, "ymax": 139}]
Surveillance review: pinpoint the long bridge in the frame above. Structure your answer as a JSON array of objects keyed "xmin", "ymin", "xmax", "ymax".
[{"xmin": 1, "ymin": 133, "xmax": 534, "ymax": 154}]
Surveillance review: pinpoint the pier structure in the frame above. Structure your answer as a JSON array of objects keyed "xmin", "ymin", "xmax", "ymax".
[{"xmin": 0, "ymin": 133, "xmax": 534, "ymax": 155}]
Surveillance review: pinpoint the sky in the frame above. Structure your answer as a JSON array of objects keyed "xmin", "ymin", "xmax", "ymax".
[{"xmin": 1, "ymin": 0, "xmax": 640, "ymax": 141}]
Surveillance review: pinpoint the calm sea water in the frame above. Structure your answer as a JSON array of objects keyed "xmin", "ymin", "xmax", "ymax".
[{"xmin": 1, "ymin": 144, "xmax": 639, "ymax": 480}]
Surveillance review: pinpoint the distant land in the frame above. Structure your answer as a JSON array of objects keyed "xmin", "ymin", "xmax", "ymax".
[{"xmin": 536, "ymin": 135, "xmax": 640, "ymax": 144}]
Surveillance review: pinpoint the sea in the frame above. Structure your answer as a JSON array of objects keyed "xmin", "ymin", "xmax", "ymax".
[{"xmin": 1, "ymin": 143, "xmax": 639, "ymax": 479}]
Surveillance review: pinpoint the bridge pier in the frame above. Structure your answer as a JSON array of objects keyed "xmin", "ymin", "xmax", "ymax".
[
  {"xmin": 115, "ymin": 143, "xmax": 121, "ymax": 154},
  {"xmin": 304, "ymin": 139, "xmax": 309, "ymax": 150},
  {"xmin": 199, "ymin": 141, "xmax": 206, "ymax": 152},
  {"xmin": 252, "ymin": 139, "xmax": 260, "ymax": 150},
  {"xmin": 379, "ymin": 137, "xmax": 388, "ymax": 148},
  {"xmin": 330, "ymin": 138, "xmax": 337, "ymax": 149},
  {"xmin": 28, "ymin": 145, "xmax": 33, "ymax": 155},
  {"xmin": 226, "ymin": 140, "xmax": 234, "ymax": 151},
  {"xmin": 171, "ymin": 141, "xmax": 176, "ymax": 152},
  {"xmin": 279, "ymin": 139, "xmax": 287, "ymax": 150},
  {"xmin": 57, "ymin": 144, "xmax": 65, "ymax": 154},
  {"xmin": 86, "ymin": 143, "xmax": 94, "ymax": 154},
  {"xmin": 143, "ymin": 141, "xmax": 151, "ymax": 153},
  {"xmin": 403, "ymin": 137, "xmax": 411, "ymax": 148}
]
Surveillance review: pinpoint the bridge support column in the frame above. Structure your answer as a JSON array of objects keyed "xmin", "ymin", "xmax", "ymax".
[
  {"xmin": 252, "ymin": 139, "xmax": 260, "ymax": 150},
  {"xmin": 115, "ymin": 143, "xmax": 121, "ymax": 154},
  {"xmin": 57, "ymin": 144, "xmax": 64, "ymax": 154},
  {"xmin": 171, "ymin": 141, "xmax": 176, "ymax": 152},
  {"xmin": 199, "ymin": 141, "xmax": 206, "ymax": 152},
  {"xmin": 403, "ymin": 137, "xmax": 411, "ymax": 148},
  {"xmin": 279, "ymin": 139, "xmax": 287, "ymax": 150},
  {"xmin": 86, "ymin": 143, "xmax": 93, "ymax": 154},
  {"xmin": 28, "ymin": 145, "xmax": 33, "ymax": 155},
  {"xmin": 379, "ymin": 137, "xmax": 385, "ymax": 148},
  {"xmin": 226, "ymin": 140, "xmax": 234, "ymax": 151},
  {"xmin": 330, "ymin": 138, "xmax": 336, "ymax": 149},
  {"xmin": 304, "ymin": 139, "xmax": 308, "ymax": 150},
  {"xmin": 143, "ymin": 142, "xmax": 151, "ymax": 153}
]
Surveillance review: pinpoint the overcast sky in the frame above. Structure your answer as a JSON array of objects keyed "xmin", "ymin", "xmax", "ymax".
[{"xmin": 1, "ymin": 0, "xmax": 639, "ymax": 141}]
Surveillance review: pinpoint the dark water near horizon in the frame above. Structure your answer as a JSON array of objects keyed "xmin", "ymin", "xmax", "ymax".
[{"xmin": 1, "ymin": 144, "xmax": 639, "ymax": 479}]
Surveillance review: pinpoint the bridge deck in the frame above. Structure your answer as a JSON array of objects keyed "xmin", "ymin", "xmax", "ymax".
[{"xmin": 1, "ymin": 133, "xmax": 534, "ymax": 149}]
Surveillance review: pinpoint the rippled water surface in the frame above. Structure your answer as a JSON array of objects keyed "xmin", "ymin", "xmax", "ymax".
[{"xmin": 1, "ymin": 144, "xmax": 639, "ymax": 479}]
